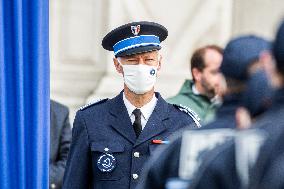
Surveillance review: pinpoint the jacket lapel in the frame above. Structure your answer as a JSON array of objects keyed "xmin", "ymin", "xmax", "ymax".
[
  {"xmin": 134, "ymin": 93, "xmax": 170, "ymax": 147},
  {"xmin": 109, "ymin": 91, "xmax": 137, "ymax": 144}
]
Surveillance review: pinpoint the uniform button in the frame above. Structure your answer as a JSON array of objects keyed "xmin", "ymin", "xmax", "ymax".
[
  {"xmin": 132, "ymin": 173, "xmax": 139, "ymax": 180},
  {"xmin": 51, "ymin": 183, "xmax": 56, "ymax": 189},
  {"xmin": 133, "ymin": 152, "xmax": 140, "ymax": 158}
]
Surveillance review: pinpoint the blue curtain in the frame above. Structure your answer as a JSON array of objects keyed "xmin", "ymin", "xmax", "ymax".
[{"xmin": 0, "ymin": 0, "xmax": 49, "ymax": 188}]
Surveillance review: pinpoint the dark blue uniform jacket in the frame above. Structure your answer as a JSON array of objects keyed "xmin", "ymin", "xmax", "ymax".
[
  {"xmin": 249, "ymin": 88, "xmax": 284, "ymax": 189},
  {"xmin": 137, "ymin": 94, "xmax": 241, "ymax": 189},
  {"xmin": 62, "ymin": 91, "xmax": 197, "ymax": 189},
  {"xmin": 189, "ymin": 141, "xmax": 240, "ymax": 189},
  {"xmin": 191, "ymin": 88, "xmax": 284, "ymax": 189}
]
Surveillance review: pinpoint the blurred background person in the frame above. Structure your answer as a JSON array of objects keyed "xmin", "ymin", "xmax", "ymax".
[
  {"xmin": 50, "ymin": 100, "xmax": 72, "ymax": 189},
  {"xmin": 167, "ymin": 45, "xmax": 223, "ymax": 124},
  {"xmin": 248, "ymin": 19, "xmax": 284, "ymax": 189},
  {"xmin": 137, "ymin": 35, "xmax": 273, "ymax": 189},
  {"xmin": 187, "ymin": 34, "xmax": 279, "ymax": 189}
]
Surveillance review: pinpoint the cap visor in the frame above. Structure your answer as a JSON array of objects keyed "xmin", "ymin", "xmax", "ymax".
[{"xmin": 116, "ymin": 45, "xmax": 161, "ymax": 57}]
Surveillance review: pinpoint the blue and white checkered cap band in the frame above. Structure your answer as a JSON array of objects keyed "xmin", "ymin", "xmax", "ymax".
[{"xmin": 113, "ymin": 35, "xmax": 161, "ymax": 56}]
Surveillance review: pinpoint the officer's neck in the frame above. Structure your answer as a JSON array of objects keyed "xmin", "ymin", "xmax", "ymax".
[{"xmin": 124, "ymin": 87, "xmax": 155, "ymax": 108}]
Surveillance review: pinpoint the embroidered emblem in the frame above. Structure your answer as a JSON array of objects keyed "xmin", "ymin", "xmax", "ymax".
[
  {"xmin": 150, "ymin": 69, "xmax": 156, "ymax": 76},
  {"xmin": 79, "ymin": 98, "xmax": 108, "ymax": 111},
  {"xmin": 131, "ymin": 25, "xmax": 141, "ymax": 36},
  {"xmin": 174, "ymin": 104, "xmax": 202, "ymax": 128},
  {"xmin": 97, "ymin": 153, "xmax": 117, "ymax": 172}
]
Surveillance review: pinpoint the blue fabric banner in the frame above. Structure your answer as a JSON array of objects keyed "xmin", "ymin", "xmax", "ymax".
[{"xmin": 0, "ymin": 0, "xmax": 50, "ymax": 188}]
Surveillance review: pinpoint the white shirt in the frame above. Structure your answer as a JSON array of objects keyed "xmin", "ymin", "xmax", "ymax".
[{"xmin": 123, "ymin": 92, "xmax": 157, "ymax": 130}]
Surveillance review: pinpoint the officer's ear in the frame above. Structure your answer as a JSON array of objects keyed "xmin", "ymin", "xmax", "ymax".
[
  {"xmin": 113, "ymin": 57, "xmax": 123, "ymax": 74},
  {"xmin": 157, "ymin": 54, "xmax": 162, "ymax": 71}
]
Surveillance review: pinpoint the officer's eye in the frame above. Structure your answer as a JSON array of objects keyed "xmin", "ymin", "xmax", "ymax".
[
  {"xmin": 145, "ymin": 58, "xmax": 155, "ymax": 61},
  {"xmin": 145, "ymin": 58, "xmax": 156, "ymax": 64},
  {"xmin": 126, "ymin": 59, "xmax": 139, "ymax": 64}
]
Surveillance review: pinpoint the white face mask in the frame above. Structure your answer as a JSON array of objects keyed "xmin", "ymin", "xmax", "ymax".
[{"xmin": 120, "ymin": 63, "xmax": 158, "ymax": 94}]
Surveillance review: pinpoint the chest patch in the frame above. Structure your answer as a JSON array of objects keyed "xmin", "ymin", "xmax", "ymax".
[{"xmin": 97, "ymin": 153, "xmax": 117, "ymax": 172}]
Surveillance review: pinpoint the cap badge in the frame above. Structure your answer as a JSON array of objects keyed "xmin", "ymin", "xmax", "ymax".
[{"xmin": 131, "ymin": 25, "xmax": 141, "ymax": 36}]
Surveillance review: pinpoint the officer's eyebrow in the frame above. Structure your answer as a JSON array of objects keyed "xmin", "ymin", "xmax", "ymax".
[
  {"xmin": 143, "ymin": 51, "xmax": 161, "ymax": 59},
  {"xmin": 118, "ymin": 54, "xmax": 140, "ymax": 60}
]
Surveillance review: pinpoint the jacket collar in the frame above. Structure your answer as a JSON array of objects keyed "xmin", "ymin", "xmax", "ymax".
[
  {"xmin": 109, "ymin": 91, "xmax": 137, "ymax": 144},
  {"xmin": 216, "ymin": 93, "xmax": 243, "ymax": 118},
  {"xmin": 109, "ymin": 91, "xmax": 170, "ymax": 145},
  {"xmin": 134, "ymin": 92, "xmax": 170, "ymax": 147}
]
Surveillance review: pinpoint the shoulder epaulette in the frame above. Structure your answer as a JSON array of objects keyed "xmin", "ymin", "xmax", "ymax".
[
  {"xmin": 79, "ymin": 98, "xmax": 108, "ymax": 111},
  {"xmin": 173, "ymin": 104, "xmax": 202, "ymax": 128}
]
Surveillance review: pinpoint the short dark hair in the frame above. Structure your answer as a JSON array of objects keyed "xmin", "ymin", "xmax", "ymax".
[{"xmin": 190, "ymin": 45, "xmax": 223, "ymax": 81}]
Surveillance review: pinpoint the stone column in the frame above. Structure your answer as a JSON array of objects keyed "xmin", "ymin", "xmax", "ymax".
[{"xmin": 50, "ymin": 0, "xmax": 109, "ymax": 121}]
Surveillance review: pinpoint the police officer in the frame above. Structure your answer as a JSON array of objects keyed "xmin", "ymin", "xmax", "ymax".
[
  {"xmin": 137, "ymin": 35, "xmax": 272, "ymax": 189},
  {"xmin": 62, "ymin": 21, "xmax": 199, "ymax": 189},
  {"xmin": 248, "ymin": 19, "xmax": 284, "ymax": 189}
]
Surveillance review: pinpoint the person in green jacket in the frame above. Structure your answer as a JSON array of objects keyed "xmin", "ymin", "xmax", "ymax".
[{"xmin": 167, "ymin": 45, "xmax": 224, "ymax": 124}]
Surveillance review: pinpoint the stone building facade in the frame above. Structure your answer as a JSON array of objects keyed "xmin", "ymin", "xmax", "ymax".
[{"xmin": 50, "ymin": 0, "xmax": 284, "ymax": 122}]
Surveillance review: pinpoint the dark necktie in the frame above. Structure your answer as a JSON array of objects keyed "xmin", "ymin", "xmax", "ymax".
[{"xmin": 132, "ymin": 109, "xmax": 142, "ymax": 137}]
